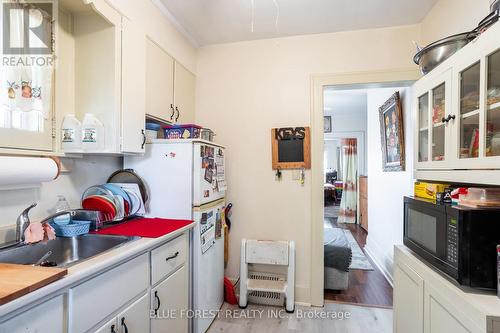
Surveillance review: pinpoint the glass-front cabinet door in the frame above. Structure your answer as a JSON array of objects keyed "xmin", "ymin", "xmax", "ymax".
[
  {"xmin": 486, "ymin": 49, "xmax": 500, "ymax": 157},
  {"xmin": 458, "ymin": 62, "xmax": 481, "ymax": 160},
  {"xmin": 431, "ymin": 83, "xmax": 446, "ymax": 162},
  {"xmin": 418, "ymin": 93, "xmax": 429, "ymax": 163},
  {"xmin": 415, "ymin": 69, "xmax": 452, "ymax": 168}
]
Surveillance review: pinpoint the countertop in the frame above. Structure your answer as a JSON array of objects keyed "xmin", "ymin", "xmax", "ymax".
[{"xmin": 0, "ymin": 221, "xmax": 195, "ymax": 319}]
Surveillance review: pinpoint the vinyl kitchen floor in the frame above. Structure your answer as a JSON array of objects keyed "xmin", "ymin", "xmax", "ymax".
[{"xmin": 207, "ymin": 302, "xmax": 393, "ymax": 333}]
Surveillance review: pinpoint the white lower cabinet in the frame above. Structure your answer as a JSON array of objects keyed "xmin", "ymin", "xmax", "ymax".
[
  {"xmin": 0, "ymin": 295, "xmax": 65, "ymax": 333},
  {"xmin": 0, "ymin": 231, "xmax": 190, "ymax": 333},
  {"xmin": 393, "ymin": 261, "xmax": 424, "ymax": 333},
  {"xmin": 151, "ymin": 265, "xmax": 188, "ymax": 333},
  {"xmin": 95, "ymin": 293, "xmax": 150, "ymax": 333},
  {"xmin": 94, "ymin": 317, "xmax": 118, "ymax": 333},
  {"xmin": 394, "ymin": 246, "xmax": 495, "ymax": 333},
  {"xmin": 70, "ymin": 254, "xmax": 149, "ymax": 333}
]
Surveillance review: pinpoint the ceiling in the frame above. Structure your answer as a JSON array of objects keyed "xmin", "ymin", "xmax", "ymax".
[
  {"xmin": 324, "ymin": 89, "xmax": 367, "ymax": 117},
  {"xmin": 157, "ymin": 0, "xmax": 438, "ymax": 46}
]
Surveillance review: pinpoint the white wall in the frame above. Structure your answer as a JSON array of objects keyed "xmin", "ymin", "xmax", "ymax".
[
  {"xmin": 196, "ymin": 24, "xmax": 420, "ymax": 302},
  {"xmin": 419, "ymin": 0, "xmax": 490, "ymax": 45},
  {"xmin": 0, "ymin": 156, "xmax": 121, "ymax": 241},
  {"xmin": 364, "ymin": 87, "xmax": 414, "ymax": 283}
]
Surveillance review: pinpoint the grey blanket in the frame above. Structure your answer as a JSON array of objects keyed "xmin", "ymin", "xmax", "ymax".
[{"xmin": 324, "ymin": 227, "xmax": 352, "ymax": 272}]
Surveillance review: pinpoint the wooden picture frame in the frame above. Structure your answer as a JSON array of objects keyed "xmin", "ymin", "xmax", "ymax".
[
  {"xmin": 379, "ymin": 92, "xmax": 405, "ymax": 172},
  {"xmin": 271, "ymin": 127, "xmax": 311, "ymax": 170}
]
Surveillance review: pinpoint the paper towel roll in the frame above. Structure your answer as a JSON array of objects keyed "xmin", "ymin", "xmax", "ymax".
[{"xmin": 0, "ymin": 156, "xmax": 60, "ymax": 190}]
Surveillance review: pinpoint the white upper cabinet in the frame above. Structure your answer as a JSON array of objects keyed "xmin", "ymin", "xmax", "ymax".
[
  {"xmin": 121, "ymin": 17, "xmax": 146, "ymax": 154},
  {"xmin": 56, "ymin": 0, "xmax": 122, "ymax": 154},
  {"xmin": 146, "ymin": 38, "xmax": 175, "ymax": 122},
  {"xmin": 174, "ymin": 62, "xmax": 196, "ymax": 124},
  {"xmin": 145, "ymin": 38, "xmax": 196, "ymax": 124},
  {"xmin": 413, "ymin": 22, "xmax": 500, "ymax": 183},
  {"xmin": 0, "ymin": 1, "xmax": 56, "ymax": 152}
]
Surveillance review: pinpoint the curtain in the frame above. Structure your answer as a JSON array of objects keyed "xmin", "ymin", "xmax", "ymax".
[
  {"xmin": 338, "ymin": 138, "xmax": 358, "ymax": 224},
  {"xmin": 0, "ymin": 2, "xmax": 54, "ymax": 132}
]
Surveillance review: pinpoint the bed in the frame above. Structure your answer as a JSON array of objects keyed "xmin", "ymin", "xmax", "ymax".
[{"xmin": 324, "ymin": 227, "xmax": 352, "ymax": 290}]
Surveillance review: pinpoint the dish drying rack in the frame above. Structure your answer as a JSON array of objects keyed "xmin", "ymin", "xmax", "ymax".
[{"xmin": 239, "ymin": 239, "xmax": 295, "ymax": 312}]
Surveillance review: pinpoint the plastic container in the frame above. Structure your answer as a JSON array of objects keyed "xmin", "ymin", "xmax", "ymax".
[
  {"xmin": 163, "ymin": 124, "xmax": 201, "ymax": 139},
  {"xmin": 50, "ymin": 220, "xmax": 91, "ymax": 237},
  {"xmin": 145, "ymin": 129, "xmax": 158, "ymax": 141},
  {"xmin": 61, "ymin": 114, "xmax": 82, "ymax": 152},
  {"xmin": 464, "ymin": 188, "xmax": 500, "ymax": 202},
  {"xmin": 81, "ymin": 114, "xmax": 105, "ymax": 151},
  {"xmin": 53, "ymin": 195, "xmax": 71, "ymax": 225},
  {"xmin": 146, "ymin": 122, "xmax": 161, "ymax": 131},
  {"xmin": 200, "ymin": 128, "xmax": 215, "ymax": 141}
]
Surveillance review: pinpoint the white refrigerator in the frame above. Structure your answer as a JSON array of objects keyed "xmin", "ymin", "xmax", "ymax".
[{"xmin": 125, "ymin": 139, "xmax": 226, "ymax": 333}]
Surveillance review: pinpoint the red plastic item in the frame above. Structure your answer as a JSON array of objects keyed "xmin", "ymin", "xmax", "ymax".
[
  {"xmin": 91, "ymin": 218, "xmax": 193, "ymax": 238},
  {"xmin": 82, "ymin": 196, "xmax": 116, "ymax": 219},
  {"xmin": 224, "ymin": 277, "xmax": 238, "ymax": 305}
]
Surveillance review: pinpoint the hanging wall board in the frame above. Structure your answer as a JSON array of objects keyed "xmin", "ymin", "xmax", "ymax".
[{"xmin": 271, "ymin": 127, "xmax": 311, "ymax": 170}]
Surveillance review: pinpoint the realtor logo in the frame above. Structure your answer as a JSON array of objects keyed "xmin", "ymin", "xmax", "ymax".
[{"xmin": 2, "ymin": 1, "xmax": 54, "ymax": 55}]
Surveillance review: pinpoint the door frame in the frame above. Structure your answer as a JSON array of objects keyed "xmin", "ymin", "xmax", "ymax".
[{"xmin": 310, "ymin": 68, "xmax": 420, "ymax": 306}]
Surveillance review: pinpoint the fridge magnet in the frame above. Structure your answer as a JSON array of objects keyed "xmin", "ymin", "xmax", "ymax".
[
  {"xmin": 204, "ymin": 168, "xmax": 213, "ymax": 183},
  {"xmin": 379, "ymin": 91, "xmax": 405, "ymax": 172}
]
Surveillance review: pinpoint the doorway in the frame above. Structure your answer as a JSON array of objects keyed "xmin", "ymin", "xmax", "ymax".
[{"xmin": 322, "ymin": 82, "xmax": 410, "ymax": 307}]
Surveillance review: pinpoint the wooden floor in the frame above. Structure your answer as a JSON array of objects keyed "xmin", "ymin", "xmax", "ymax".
[
  {"xmin": 324, "ymin": 214, "xmax": 393, "ymax": 308},
  {"xmin": 208, "ymin": 302, "xmax": 393, "ymax": 333}
]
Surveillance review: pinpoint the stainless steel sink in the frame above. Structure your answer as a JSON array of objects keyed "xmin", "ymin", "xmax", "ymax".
[{"xmin": 0, "ymin": 234, "xmax": 139, "ymax": 268}]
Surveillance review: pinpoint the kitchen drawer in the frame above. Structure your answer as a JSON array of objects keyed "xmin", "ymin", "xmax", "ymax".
[
  {"xmin": 0, "ymin": 295, "xmax": 65, "ymax": 333},
  {"xmin": 151, "ymin": 233, "xmax": 187, "ymax": 285},
  {"xmin": 70, "ymin": 253, "xmax": 149, "ymax": 333}
]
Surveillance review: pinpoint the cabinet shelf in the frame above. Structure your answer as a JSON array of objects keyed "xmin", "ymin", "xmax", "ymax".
[
  {"xmin": 461, "ymin": 109, "xmax": 480, "ymax": 119},
  {"xmin": 419, "ymin": 127, "xmax": 429, "ymax": 132},
  {"xmin": 487, "ymin": 101, "xmax": 500, "ymax": 111}
]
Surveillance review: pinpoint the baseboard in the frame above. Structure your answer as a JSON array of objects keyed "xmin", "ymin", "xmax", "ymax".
[{"xmin": 364, "ymin": 243, "xmax": 394, "ymax": 287}]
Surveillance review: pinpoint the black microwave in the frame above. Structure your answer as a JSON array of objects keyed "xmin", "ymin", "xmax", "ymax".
[{"xmin": 403, "ymin": 196, "xmax": 500, "ymax": 291}]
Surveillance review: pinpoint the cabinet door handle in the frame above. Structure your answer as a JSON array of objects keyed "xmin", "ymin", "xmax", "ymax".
[
  {"xmin": 141, "ymin": 129, "xmax": 146, "ymax": 149},
  {"xmin": 175, "ymin": 107, "xmax": 180, "ymax": 122},
  {"xmin": 154, "ymin": 290, "xmax": 161, "ymax": 316},
  {"xmin": 121, "ymin": 317, "xmax": 128, "ymax": 333},
  {"xmin": 170, "ymin": 104, "xmax": 175, "ymax": 120},
  {"xmin": 442, "ymin": 114, "xmax": 456, "ymax": 123},
  {"xmin": 110, "ymin": 324, "xmax": 117, "ymax": 333},
  {"xmin": 165, "ymin": 251, "xmax": 179, "ymax": 262}
]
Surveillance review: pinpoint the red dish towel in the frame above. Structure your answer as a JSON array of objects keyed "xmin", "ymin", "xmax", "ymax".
[{"xmin": 91, "ymin": 218, "xmax": 193, "ymax": 238}]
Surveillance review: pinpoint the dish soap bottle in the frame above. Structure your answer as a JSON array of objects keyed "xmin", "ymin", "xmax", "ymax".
[
  {"xmin": 53, "ymin": 195, "xmax": 71, "ymax": 225},
  {"xmin": 61, "ymin": 114, "xmax": 82, "ymax": 152},
  {"xmin": 81, "ymin": 114, "xmax": 105, "ymax": 152}
]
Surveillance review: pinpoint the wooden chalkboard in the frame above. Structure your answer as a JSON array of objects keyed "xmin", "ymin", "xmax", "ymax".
[{"xmin": 271, "ymin": 127, "xmax": 311, "ymax": 169}]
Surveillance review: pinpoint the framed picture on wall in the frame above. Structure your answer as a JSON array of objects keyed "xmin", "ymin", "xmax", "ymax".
[
  {"xmin": 379, "ymin": 92, "xmax": 405, "ymax": 172},
  {"xmin": 324, "ymin": 116, "xmax": 332, "ymax": 133}
]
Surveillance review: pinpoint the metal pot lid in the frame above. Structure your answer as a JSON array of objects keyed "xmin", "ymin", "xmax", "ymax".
[
  {"xmin": 413, "ymin": 31, "xmax": 476, "ymax": 65},
  {"xmin": 107, "ymin": 169, "xmax": 149, "ymax": 204}
]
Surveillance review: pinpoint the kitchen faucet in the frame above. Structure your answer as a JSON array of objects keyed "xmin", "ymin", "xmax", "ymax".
[{"xmin": 15, "ymin": 203, "xmax": 78, "ymax": 245}]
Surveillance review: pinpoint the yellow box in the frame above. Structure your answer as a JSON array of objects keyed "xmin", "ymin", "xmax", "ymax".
[{"xmin": 414, "ymin": 182, "xmax": 450, "ymax": 200}]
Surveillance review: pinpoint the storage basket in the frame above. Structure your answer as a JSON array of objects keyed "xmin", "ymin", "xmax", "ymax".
[{"xmin": 50, "ymin": 220, "xmax": 91, "ymax": 237}]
